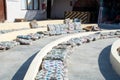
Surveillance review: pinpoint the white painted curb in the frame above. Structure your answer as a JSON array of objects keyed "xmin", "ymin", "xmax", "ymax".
[{"xmin": 110, "ymin": 39, "xmax": 120, "ymax": 76}]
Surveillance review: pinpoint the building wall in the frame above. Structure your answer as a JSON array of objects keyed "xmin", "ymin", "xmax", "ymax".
[
  {"xmin": 0, "ymin": 0, "xmax": 6, "ymax": 22},
  {"xmin": 51, "ymin": 0, "xmax": 73, "ymax": 19},
  {"xmin": 6, "ymin": 0, "xmax": 47, "ymax": 22}
]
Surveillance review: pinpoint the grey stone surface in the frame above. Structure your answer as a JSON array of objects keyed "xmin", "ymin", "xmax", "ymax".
[{"xmin": 67, "ymin": 38, "xmax": 120, "ymax": 80}]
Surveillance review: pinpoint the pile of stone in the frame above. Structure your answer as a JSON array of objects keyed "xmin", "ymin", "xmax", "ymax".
[
  {"xmin": 100, "ymin": 31, "xmax": 120, "ymax": 39},
  {"xmin": 29, "ymin": 20, "xmax": 40, "ymax": 29},
  {"xmin": 0, "ymin": 31, "xmax": 45, "ymax": 50},
  {"xmin": 35, "ymin": 42, "xmax": 75, "ymax": 80},
  {"xmin": 36, "ymin": 60, "xmax": 68, "ymax": 80},
  {"xmin": 16, "ymin": 33, "xmax": 44, "ymax": 45},
  {"xmin": 83, "ymin": 25, "xmax": 101, "ymax": 31},
  {"xmin": 0, "ymin": 28, "xmax": 120, "ymax": 51},
  {"xmin": 0, "ymin": 41, "xmax": 20, "ymax": 50},
  {"xmin": 36, "ymin": 48, "xmax": 69, "ymax": 80},
  {"xmin": 44, "ymin": 49, "xmax": 68, "ymax": 61},
  {"xmin": 53, "ymin": 30, "xmax": 119, "ymax": 47},
  {"xmin": 47, "ymin": 18, "xmax": 85, "ymax": 36}
]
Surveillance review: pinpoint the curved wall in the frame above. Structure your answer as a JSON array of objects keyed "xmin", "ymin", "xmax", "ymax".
[
  {"xmin": 110, "ymin": 39, "xmax": 120, "ymax": 76},
  {"xmin": 24, "ymin": 30, "xmax": 118, "ymax": 80}
]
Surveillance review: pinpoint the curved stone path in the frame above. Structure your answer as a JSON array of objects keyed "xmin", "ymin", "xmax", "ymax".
[
  {"xmin": 67, "ymin": 38, "xmax": 120, "ymax": 80},
  {"xmin": 0, "ymin": 35, "xmax": 67, "ymax": 80}
]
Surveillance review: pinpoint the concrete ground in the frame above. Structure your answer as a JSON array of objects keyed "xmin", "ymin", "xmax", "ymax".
[
  {"xmin": 68, "ymin": 38, "xmax": 120, "ymax": 80},
  {"xmin": 0, "ymin": 35, "xmax": 67, "ymax": 80}
]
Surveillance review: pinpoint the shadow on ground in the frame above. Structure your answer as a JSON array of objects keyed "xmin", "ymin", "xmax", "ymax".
[
  {"xmin": 12, "ymin": 51, "xmax": 39, "ymax": 80},
  {"xmin": 99, "ymin": 24, "xmax": 120, "ymax": 30},
  {"xmin": 98, "ymin": 45, "xmax": 120, "ymax": 80}
]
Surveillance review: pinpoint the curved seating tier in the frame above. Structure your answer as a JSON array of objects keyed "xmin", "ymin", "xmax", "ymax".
[
  {"xmin": 24, "ymin": 30, "xmax": 120, "ymax": 80},
  {"xmin": 110, "ymin": 39, "xmax": 120, "ymax": 76}
]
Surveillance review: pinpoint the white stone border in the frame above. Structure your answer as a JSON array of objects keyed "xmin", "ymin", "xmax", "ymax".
[
  {"xmin": 24, "ymin": 30, "xmax": 118, "ymax": 80},
  {"xmin": 110, "ymin": 39, "xmax": 120, "ymax": 76}
]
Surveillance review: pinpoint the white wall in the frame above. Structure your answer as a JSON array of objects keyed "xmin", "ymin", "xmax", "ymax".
[
  {"xmin": 51, "ymin": 0, "xmax": 73, "ymax": 19},
  {"xmin": 6, "ymin": 0, "xmax": 47, "ymax": 22},
  {"xmin": 110, "ymin": 39, "xmax": 120, "ymax": 76}
]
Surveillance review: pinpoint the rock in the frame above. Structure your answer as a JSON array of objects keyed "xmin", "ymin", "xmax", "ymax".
[
  {"xmin": 29, "ymin": 20, "xmax": 39, "ymax": 29},
  {"xmin": 64, "ymin": 18, "xmax": 71, "ymax": 24},
  {"xmin": 69, "ymin": 38, "xmax": 82, "ymax": 46},
  {"xmin": 115, "ymin": 30, "xmax": 120, "ymax": 35},
  {"xmin": 83, "ymin": 26, "xmax": 93, "ymax": 31},
  {"xmin": 85, "ymin": 35, "xmax": 96, "ymax": 42},
  {"xmin": 74, "ymin": 22, "xmax": 81, "ymax": 30},
  {"xmin": 92, "ymin": 25, "xmax": 101, "ymax": 31},
  {"xmin": 44, "ymin": 49, "xmax": 67, "ymax": 61},
  {"xmin": 93, "ymin": 32, "xmax": 101, "ymax": 40},
  {"xmin": 47, "ymin": 24, "xmax": 55, "ymax": 31},
  {"xmin": 68, "ymin": 23, "xmax": 74, "ymax": 31},
  {"xmin": 79, "ymin": 37, "xmax": 89, "ymax": 43},
  {"xmin": 37, "ymin": 31, "xmax": 44, "ymax": 34},
  {"xmin": 28, "ymin": 33, "xmax": 44, "ymax": 40},
  {"xmin": 17, "ymin": 35, "xmax": 32, "ymax": 40},
  {"xmin": 73, "ymin": 18, "xmax": 81, "ymax": 22},
  {"xmin": 59, "ymin": 24, "xmax": 68, "ymax": 34},
  {"xmin": 48, "ymin": 31, "xmax": 56, "ymax": 36},
  {"xmin": 47, "ymin": 24, "xmax": 56, "ymax": 35},
  {"xmin": 15, "ymin": 38, "xmax": 32, "ymax": 45},
  {"xmin": 0, "ymin": 45, "xmax": 6, "ymax": 50},
  {"xmin": 36, "ymin": 60, "xmax": 66, "ymax": 80},
  {"xmin": 0, "ymin": 41, "xmax": 20, "ymax": 50},
  {"xmin": 54, "ymin": 24, "xmax": 61, "ymax": 35}
]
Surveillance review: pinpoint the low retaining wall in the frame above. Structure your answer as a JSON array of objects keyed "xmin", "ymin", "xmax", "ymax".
[
  {"xmin": 24, "ymin": 30, "xmax": 118, "ymax": 80},
  {"xmin": 110, "ymin": 39, "xmax": 120, "ymax": 76}
]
